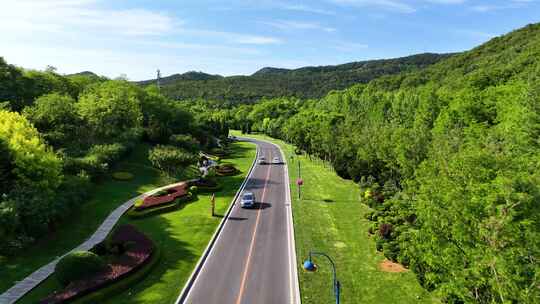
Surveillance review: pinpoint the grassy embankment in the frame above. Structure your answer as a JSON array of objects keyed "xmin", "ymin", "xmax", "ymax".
[
  {"xmin": 12, "ymin": 141, "xmax": 256, "ymax": 304},
  {"xmin": 232, "ymin": 131, "xmax": 438, "ymax": 304}
]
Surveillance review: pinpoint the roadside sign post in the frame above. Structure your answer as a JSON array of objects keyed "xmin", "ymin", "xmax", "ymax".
[{"xmin": 211, "ymin": 193, "xmax": 215, "ymax": 217}]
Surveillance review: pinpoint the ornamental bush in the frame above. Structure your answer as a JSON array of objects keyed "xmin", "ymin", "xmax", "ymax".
[
  {"xmin": 112, "ymin": 171, "xmax": 134, "ymax": 181},
  {"xmin": 55, "ymin": 251, "xmax": 106, "ymax": 286}
]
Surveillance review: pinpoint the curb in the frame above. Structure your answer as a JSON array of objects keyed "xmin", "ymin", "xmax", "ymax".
[
  {"xmin": 174, "ymin": 139, "xmax": 259, "ymax": 304},
  {"xmin": 247, "ymin": 137, "xmax": 302, "ymax": 304}
]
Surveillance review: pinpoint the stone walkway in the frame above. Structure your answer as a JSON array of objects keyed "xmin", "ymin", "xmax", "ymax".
[{"xmin": 0, "ymin": 182, "xmax": 185, "ymax": 304}]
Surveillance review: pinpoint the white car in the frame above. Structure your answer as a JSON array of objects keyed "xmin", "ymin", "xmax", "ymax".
[
  {"xmin": 240, "ymin": 191, "xmax": 255, "ymax": 208},
  {"xmin": 258, "ymin": 157, "xmax": 266, "ymax": 164},
  {"xmin": 272, "ymin": 157, "xmax": 281, "ymax": 164}
]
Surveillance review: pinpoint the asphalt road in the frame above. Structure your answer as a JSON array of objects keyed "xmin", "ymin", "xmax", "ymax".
[{"xmin": 182, "ymin": 139, "xmax": 297, "ymax": 304}]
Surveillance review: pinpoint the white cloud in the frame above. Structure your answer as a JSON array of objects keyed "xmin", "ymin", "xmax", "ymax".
[
  {"xmin": 261, "ymin": 20, "xmax": 336, "ymax": 33},
  {"xmin": 333, "ymin": 42, "xmax": 369, "ymax": 52},
  {"xmin": 278, "ymin": 4, "xmax": 337, "ymax": 15},
  {"xmin": 327, "ymin": 0, "xmax": 416, "ymax": 13},
  {"xmin": 426, "ymin": 0, "xmax": 466, "ymax": 3},
  {"xmin": 233, "ymin": 36, "xmax": 284, "ymax": 45},
  {"xmin": 0, "ymin": 0, "xmax": 176, "ymax": 36}
]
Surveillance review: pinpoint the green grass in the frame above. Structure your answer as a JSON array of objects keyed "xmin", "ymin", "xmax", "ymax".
[
  {"xmin": 0, "ymin": 143, "xmax": 167, "ymax": 295},
  {"xmin": 13, "ymin": 141, "xmax": 256, "ymax": 304},
  {"xmin": 232, "ymin": 131, "xmax": 438, "ymax": 304}
]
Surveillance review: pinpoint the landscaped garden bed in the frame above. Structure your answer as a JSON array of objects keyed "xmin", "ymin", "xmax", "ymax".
[
  {"xmin": 39, "ymin": 225, "xmax": 155, "ymax": 304},
  {"xmin": 188, "ymin": 178, "xmax": 222, "ymax": 192},
  {"xmin": 135, "ymin": 183, "xmax": 189, "ymax": 211},
  {"xmin": 215, "ymin": 164, "xmax": 240, "ymax": 176}
]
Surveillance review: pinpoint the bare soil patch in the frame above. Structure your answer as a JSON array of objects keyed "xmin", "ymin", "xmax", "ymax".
[{"xmin": 379, "ymin": 259, "xmax": 408, "ymax": 273}]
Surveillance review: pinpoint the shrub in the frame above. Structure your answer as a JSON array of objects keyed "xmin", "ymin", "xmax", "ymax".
[
  {"xmin": 169, "ymin": 134, "xmax": 199, "ymax": 151},
  {"xmin": 383, "ymin": 240, "xmax": 400, "ymax": 262},
  {"xmin": 379, "ymin": 223, "xmax": 393, "ymax": 239},
  {"xmin": 189, "ymin": 186, "xmax": 198, "ymax": 194},
  {"xmin": 89, "ymin": 143, "xmax": 127, "ymax": 164},
  {"xmin": 375, "ymin": 236, "xmax": 384, "ymax": 252},
  {"xmin": 53, "ymin": 173, "xmax": 92, "ymax": 215},
  {"xmin": 112, "ymin": 172, "xmax": 134, "ymax": 181},
  {"xmin": 55, "ymin": 251, "xmax": 106, "ymax": 286}
]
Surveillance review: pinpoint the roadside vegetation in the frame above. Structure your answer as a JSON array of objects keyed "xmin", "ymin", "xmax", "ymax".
[
  {"xmin": 233, "ymin": 131, "xmax": 437, "ymax": 304},
  {"xmin": 15, "ymin": 141, "xmax": 255, "ymax": 304},
  {"xmin": 225, "ymin": 24, "xmax": 540, "ymax": 303}
]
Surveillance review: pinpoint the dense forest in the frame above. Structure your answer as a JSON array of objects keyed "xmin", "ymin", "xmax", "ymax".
[
  {"xmin": 0, "ymin": 58, "xmax": 229, "ymax": 255},
  {"xmin": 201, "ymin": 23, "xmax": 540, "ymax": 303},
  {"xmin": 137, "ymin": 53, "xmax": 452, "ymax": 104}
]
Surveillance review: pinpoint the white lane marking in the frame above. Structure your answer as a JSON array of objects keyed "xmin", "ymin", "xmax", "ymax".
[
  {"xmin": 256, "ymin": 139, "xmax": 301, "ymax": 304},
  {"xmin": 177, "ymin": 141, "xmax": 260, "ymax": 304},
  {"xmin": 235, "ymin": 161, "xmax": 272, "ymax": 304}
]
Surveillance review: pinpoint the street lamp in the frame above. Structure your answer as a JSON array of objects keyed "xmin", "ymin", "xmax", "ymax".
[{"xmin": 303, "ymin": 251, "xmax": 341, "ymax": 304}]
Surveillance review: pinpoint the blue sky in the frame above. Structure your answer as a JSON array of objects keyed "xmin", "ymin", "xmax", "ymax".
[{"xmin": 1, "ymin": 0, "xmax": 539, "ymax": 80}]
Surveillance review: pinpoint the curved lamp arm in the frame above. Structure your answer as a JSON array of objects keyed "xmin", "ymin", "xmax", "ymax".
[{"xmin": 307, "ymin": 251, "xmax": 341, "ymax": 304}]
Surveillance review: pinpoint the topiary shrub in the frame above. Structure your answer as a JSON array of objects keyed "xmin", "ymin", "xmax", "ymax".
[
  {"xmin": 112, "ymin": 171, "xmax": 134, "ymax": 181},
  {"xmin": 55, "ymin": 251, "xmax": 107, "ymax": 286}
]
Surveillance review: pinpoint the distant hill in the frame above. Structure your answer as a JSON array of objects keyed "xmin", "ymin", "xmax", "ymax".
[
  {"xmin": 139, "ymin": 71, "xmax": 223, "ymax": 86},
  {"xmin": 66, "ymin": 71, "xmax": 99, "ymax": 77},
  {"xmin": 137, "ymin": 53, "xmax": 453, "ymax": 103}
]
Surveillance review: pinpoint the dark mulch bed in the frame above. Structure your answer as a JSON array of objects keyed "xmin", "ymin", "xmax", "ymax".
[
  {"xmin": 40, "ymin": 225, "xmax": 154, "ymax": 304},
  {"xmin": 189, "ymin": 178, "xmax": 218, "ymax": 188},
  {"xmin": 136, "ymin": 183, "xmax": 188, "ymax": 211}
]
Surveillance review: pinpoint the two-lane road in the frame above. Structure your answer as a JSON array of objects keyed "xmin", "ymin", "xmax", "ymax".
[{"xmin": 180, "ymin": 139, "xmax": 299, "ymax": 304}]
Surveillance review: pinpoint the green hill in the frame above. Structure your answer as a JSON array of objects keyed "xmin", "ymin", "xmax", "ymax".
[{"xmin": 138, "ymin": 53, "xmax": 452, "ymax": 103}]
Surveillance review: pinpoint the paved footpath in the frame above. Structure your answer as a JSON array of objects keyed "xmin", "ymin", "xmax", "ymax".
[{"xmin": 0, "ymin": 181, "xmax": 185, "ymax": 304}]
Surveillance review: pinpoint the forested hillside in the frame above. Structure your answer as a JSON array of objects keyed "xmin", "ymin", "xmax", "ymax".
[
  {"xmin": 0, "ymin": 58, "xmax": 228, "ymax": 255},
  {"xmin": 138, "ymin": 53, "xmax": 451, "ymax": 104},
  {"xmin": 211, "ymin": 23, "xmax": 540, "ymax": 303}
]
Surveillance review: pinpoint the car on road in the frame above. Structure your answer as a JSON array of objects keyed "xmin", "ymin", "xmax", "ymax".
[
  {"xmin": 240, "ymin": 191, "xmax": 255, "ymax": 208},
  {"xmin": 272, "ymin": 157, "xmax": 281, "ymax": 164},
  {"xmin": 258, "ymin": 156, "xmax": 266, "ymax": 164}
]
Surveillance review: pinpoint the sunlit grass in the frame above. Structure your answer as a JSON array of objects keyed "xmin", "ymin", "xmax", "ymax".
[
  {"xmin": 232, "ymin": 131, "xmax": 438, "ymax": 304},
  {"xmin": 13, "ymin": 141, "xmax": 256, "ymax": 304}
]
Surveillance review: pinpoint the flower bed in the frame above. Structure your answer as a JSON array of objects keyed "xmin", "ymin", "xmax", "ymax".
[
  {"xmin": 215, "ymin": 164, "xmax": 240, "ymax": 176},
  {"xmin": 188, "ymin": 178, "xmax": 222, "ymax": 192},
  {"xmin": 135, "ymin": 183, "xmax": 189, "ymax": 211},
  {"xmin": 127, "ymin": 193, "xmax": 194, "ymax": 219},
  {"xmin": 40, "ymin": 225, "xmax": 154, "ymax": 304}
]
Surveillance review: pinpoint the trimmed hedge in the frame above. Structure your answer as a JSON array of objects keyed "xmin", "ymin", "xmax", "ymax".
[
  {"xmin": 188, "ymin": 178, "xmax": 222, "ymax": 193},
  {"xmin": 41, "ymin": 225, "xmax": 154, "ymax": 304},
  {"xmin": 55, "ymin": 251, "xmax": 107, "ymax": 286},
  {"xmin": 71, "ymin": 245, "xmax": 162, "ymax": 304},
  {"xmin": 112, "ymin": 172, "xmax": 134, "ymax": 181},
  {"xmin": 127, "ymin": 193, "xmax": 194, "ymax": 219}
]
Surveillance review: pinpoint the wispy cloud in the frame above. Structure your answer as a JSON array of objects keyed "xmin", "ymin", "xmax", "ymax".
[
  {"xmin": 278, "ymin": 3, "xmax": 337, "ymax": 15},
  {"xmin": 333, "ymin": 42, "xmax": 369, "ymax": 52},
  {"xmin": 426, "ymin": 0, "xmax": 466, "ymax": 4},
  {"xmin": 327, "ymin": 0, "xmax": 416, "ymax": 13},
  {"xmin": 261, "ymin": 20, "xmax": 336, "ymax": 33},
  {"xmin": 470, "ymin": 0, "xmax": 533, "ymax": 12},
  {"xmin": 0, "ymin": 0, "xmax": 176, "ymax": 36}
]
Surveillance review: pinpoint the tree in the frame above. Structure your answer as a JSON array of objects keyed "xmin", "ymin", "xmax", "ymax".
[
  {"xmin": 77, "ymin": 81, "xmax": 143, "ymax": 143},
  {"xmin": 23, "ymin": 93, "xmax": 83, "ymax": 149},
  {"xmin": 148, "ymin": 145, "xmax": 198, "ymax": 177}
]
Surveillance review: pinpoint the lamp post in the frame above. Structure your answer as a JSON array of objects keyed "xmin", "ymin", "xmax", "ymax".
[{"xmin": 303, "ymin": 251, "xmax": 341, "ymax": 304}]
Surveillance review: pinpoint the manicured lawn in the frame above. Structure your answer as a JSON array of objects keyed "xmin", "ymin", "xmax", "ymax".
[
  {"xmin": 14, "ymin": 141, "xmax": 256, "ymax": 304},
  {"xmin": 232, "ymin": 131, "xmax": 438, "ymax": 304},
  {"xmin": 0, "ymin": 144, "xmax": 168, "ymax": 295}
]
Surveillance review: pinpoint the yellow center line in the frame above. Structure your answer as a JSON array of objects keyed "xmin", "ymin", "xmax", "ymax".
[{"xmin": 235, "ymin": 160, "xmax": 272, "ymax": 304}]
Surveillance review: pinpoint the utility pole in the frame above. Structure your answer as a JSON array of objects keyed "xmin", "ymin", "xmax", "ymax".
[{"xmin": 156, "ymin": 69, "xmax": 161, "ymax": 95}]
